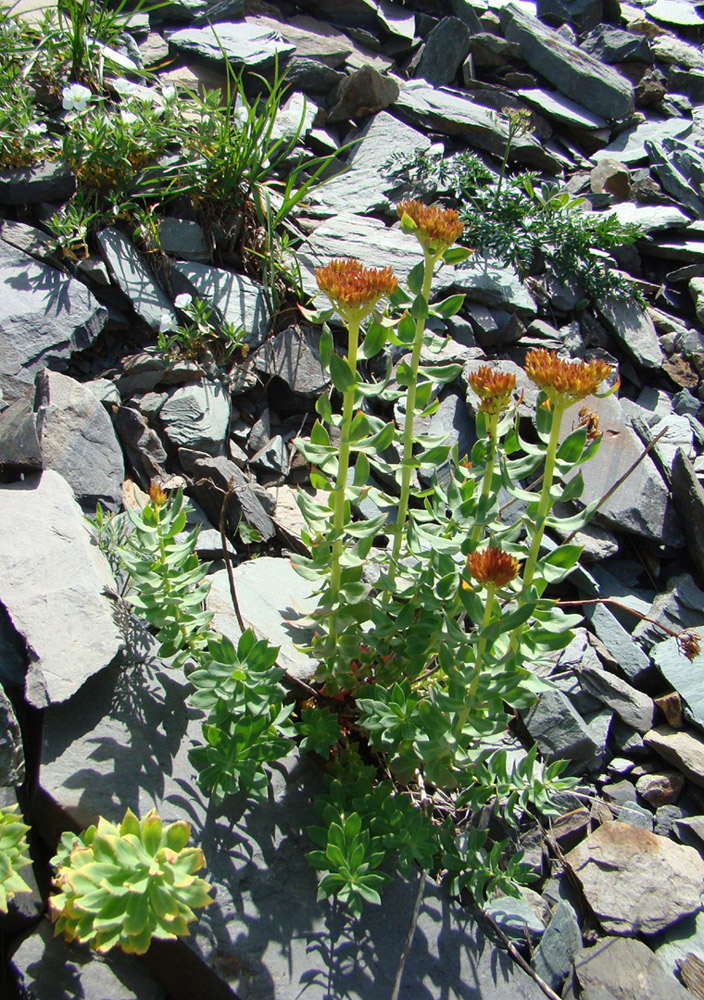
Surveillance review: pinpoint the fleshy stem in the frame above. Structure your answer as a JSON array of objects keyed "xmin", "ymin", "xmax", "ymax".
[
  {"xmin": 469, "ymin": 412, "xmax": 500, "ymax": 548},
  {"xmin": 390, "ymin": 251, "xmax": 435, "ymax": 573},
  {"xmin": 328, "ymin": 314, "xmax": 361, "ymax": 603},
  {"xmin": 468, "ymin": 583, "xmax": 496, "ymax": 699},
  {"xmin": 152, "ymin": 498, "xmax": 193, "ymax": 654},
  {"xmin": 509, "ymin": 400, "xmax": 566, "ymax": 654}
]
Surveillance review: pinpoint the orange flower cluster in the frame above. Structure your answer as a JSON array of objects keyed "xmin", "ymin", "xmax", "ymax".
[
  {"xmin": 524, "ymin": 349, "xmax": 613, "ymax": 405},
  {"xmin": 316, "ymin": 258, "xmax": 397, "ymax": 314},
  {"xmin": 465, "ymin": 546, "xmax": 521, "ymax": 589},
  {"xmin": 149, "ymin": 482, "xmax": 167, "ymax": 507},
  {"xmin": 396, "ymin": 199, "xmax": 464, "ymax": 253},
  {"xmin": 467, "ymin": 366, "xmax": 516, "ymax": 415}
]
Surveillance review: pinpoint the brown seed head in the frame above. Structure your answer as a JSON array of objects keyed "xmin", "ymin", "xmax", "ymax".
[
  {"xmin": 149, "ymin": 482, "xmax": 167, "ymax": 507},
  {"xmin": 678, "ymin": 630, "xmax": 701, "ymax": 662},
  {"xmin": 465, "ymin": 545, "xmax": 521, "ymax": 589},
  {"xmin": 525, "ymin": 349, "xmax": 613, "ymax": 405},
  {"xmin": 577, "ymin": 406, "xmax": 602, "ymax": 441},
  {"xmin": 396, "ymin": 199, "xmax": 464, "ymax": 253},
  {"xmin": 468, "ymin": 366, "xmax": 516, "ymax": 415},
  {"xmin": 316, "ymin": 258, "xmax": 397, "ymax": 315}
]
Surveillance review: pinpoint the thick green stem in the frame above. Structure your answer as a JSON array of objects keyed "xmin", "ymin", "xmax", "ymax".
[
  {"xmin": 328, "ymin": 315, "xmax": 361, "ymax": 602},
  {"xmin": 468, "ymin": 584, "xmax": 496, "ymax": 699},
  {"xmin": 154, "ymin": 502, "xmax": 192, "ymax": 652},
  {"xmin": 390, "ymin": 252, "xmax": 435, "ymax": 572},
  {"xmin": 469, "ymin": 412, "xmax": 499, "ymax": 548}
]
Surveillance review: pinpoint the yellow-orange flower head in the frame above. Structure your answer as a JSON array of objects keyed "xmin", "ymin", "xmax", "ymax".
[
  {"xmin": 316, "ymin": 258, "xmax": 397, "ymax": 318},
  {"xmin": 524, "ymin": 349, "xmax": 613, "ymax": 407},
  {"xmin": 467, "ymin": 366, "xmax": 516, "ymax": 415},
  {"xmin": 149, "ymin": 482, "xmax": 167, "ymax": 508},
  {"xmin": 465, "ymin": 546, "xmax": 521, "ymax": 589},
  {"xmin": 396, "ymin": 199, "xmax": 464, "ymax": 255}
]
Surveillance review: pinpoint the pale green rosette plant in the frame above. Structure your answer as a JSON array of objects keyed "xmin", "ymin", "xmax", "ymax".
[
  {"xmin": 0, "ymin": 805, "xmax": 32, "ymax": 913},
  {"xmin": 49, "ymin": 808, "xmax": 213, "ymax": 954}
]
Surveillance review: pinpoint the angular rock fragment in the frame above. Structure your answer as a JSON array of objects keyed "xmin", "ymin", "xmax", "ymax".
[
  {"xmin": 645, "ymin": 726, "xmax": 704, "ymax": 788},
  {"xmin": 566, "ymin": 821, "xmax": 704, "ymax": 935},
  {"xmin": 564, "ymin": 935, "xmax": 690, "ymax": 1000}
]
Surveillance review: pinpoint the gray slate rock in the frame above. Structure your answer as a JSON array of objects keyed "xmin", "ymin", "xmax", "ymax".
[
  {"xmin": 503, "ymin": 4, "xmax": 634, "ymax": 120},
  {"xmin": 0, "ymin": 396, "xmax": 42, "ymax": 473},
  {"xmin": 97, "ymin": 228, "xmax": 176, "ymax": 332},
  {"xmin": 454, "ymin": 256, "xmax": 538, "ymax": 318},
  {"xmin": 208, "ymin": 557, "xmax": 317, "ymax": 681},
  {"xmin": 562, "ymin": 393, "xmax": 681, "ymax": 547},
  {"xmin": 115, "ymin": 404, "xmax": 168, "ymax": 489},
  {"xmin": 578, "ymin": 664, "xmax": 655, "ymax": 733},
  {"xmin": 565, "ymin": 935, "xmax": 690, "ymax": 1000},
  {"xmin": 524, "ymin": 688, "xmax": 598, "ymax": 764},
  {"xmin": 484, "ymin": 894, "xmax": 545, "ymax": 941},
  {"xmin": 537, "ymin": 0, "xmax": 602, "ymax": 31},
  {"xmin": 597, "ymin": 296, "xmax": 663, "ymax": 370},
  {"xmin": 589, "ymin": 202, "xmax": 691, "ymax": 233},
  {"xmin": 415, "ymin": 17, "xmax": 471, "ymax": 86},
  {"xmin": 37, "ymin": 660, "xmax": 546, "ymax": 1000},
  {"xmin": 653, "ymin": 909, "xmax": 704, "ymax": 979},
  {"xmin": 532, "ymin": 899, "xmax": 582, "ymax": 992},
  {"xmin": 40, "ymin": 370, "xmax": 124, "ymax": 510},
  {"xmin": 581, "ymin": 602, "xmax": 652, "ymax": 684},
  {"xmin": 0, "ymin": 471, "xmax": 122, "ymax": 707},
  {"xmin": 178, "ymin": 449, "xmax": 275, "ymax": 542},
  {"xmin": 517, "ymin": 87, "xmax": 606, "ymax": 129},
  {"xmin": 581, "ymin": 24, "xmax": 653, "ymax": 63},
  {"xmin": 160, "ymin": 380, "xmax": 230, "ymax": 455},
  {"xmin": 0, "ymin": 685, "xmax": 23, "ymax": 786},
  {"xmin": 592, "ymin": 118, "xmax": 693, "ymax": 166},
  {"xmin": 647, "ymin": 139, "xmax": 704, "ymax": 218},
  {"xmin": 393, "ymin": 80, "xmax": 560, "ymax": 172},
  {"xmin": 157, "ymin": 218, "xmax": 209, "ymax": 262},
  {"xmin": 168, "ymin": 21, "xmax": 295, "ymax": 69},
  {"xmin": 633, "ymin": 573, "xmax": 704, "ymax": 650},
  {"xmin": 10, "ymin": 918, "xmax": 165, "ymax": 1000},
  {"xmin": 0, "ymin": 240, "xmax": 107, "ymax": 379},
  {"xmin": 652, "ymin": 633, "xmax": 704, "ymax": 733},
  {"xmin": 251, "ymin": 327, "xmax": 329, "ymax": 399},
  {"xmin": 171, "ymin": 261, "xmax": 270, "ymax": 348},
  {"xmin": 327, "ymin": 65, "xmax": 399, "ymax": 122},
  {"xmin": 645, "ymin": 726, "xmax": 704, "ymax": 789},
  {"xmin": 565, "ymin": 820, "xmax": 704, "ymax": 936},
  {"xmin": 0, "ymin": 161, "xmax": 75, "ymax": 205},
  {"xmin": 310, "ymin": 110, "xmax": 431, "ymax": 216},
  {"xmin": 672, "ymin": 449, "xmax": 704, "ymax": 583}
]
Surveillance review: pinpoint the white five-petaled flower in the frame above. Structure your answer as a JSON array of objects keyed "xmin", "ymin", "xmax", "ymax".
[
  {"xmin": 159, "ymin": 311, "xmax": 177, "ymax": 333},
  {"xmin": 161, "ymin": 85, "xmax": 176, "ymax": 102},
  {"xmin": 62, "ymin": 83, "xmax": 92, "ymax": 113},
  {"xmin": 28, "ymin": 122, "xmax": 47, "ymax": 135},
  {"xmin": 120, "ymin": 110, "xmax": 138, "ymax": 125},
  {"xmin": 174, "ymin": 293, "xmax": 192, "ymax": 309}
]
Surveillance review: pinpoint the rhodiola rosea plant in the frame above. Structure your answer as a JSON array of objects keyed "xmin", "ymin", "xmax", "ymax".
[{"xmin": 79, "ymin": 201, "xmax": 620, "ymax": 936}]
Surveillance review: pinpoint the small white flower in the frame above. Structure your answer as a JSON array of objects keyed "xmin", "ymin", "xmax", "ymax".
[
  {"xmin": 62, "ymin": 83, "xmax": 92, "ymax": 113},
  {"xmin": 28, "ymin": 122, "xmax": 47, "ymax": 135},
  {"xmin": 174, "ymin": 293, "xmax": 192, "ymax": 309},
  {"xmin": 159, "ymin": 311, "xmax": 177, "ymax": 333},
  {"xmin": 161, "ymin": 85, "xmax": 176, "ymax": 103},
  {"xmin": 120, "ymin": 110, "xmax": 138, "ymax": 125},
  {"xmin": 112, "ymin": 77, "xmax": 140, "ymax": 97}
]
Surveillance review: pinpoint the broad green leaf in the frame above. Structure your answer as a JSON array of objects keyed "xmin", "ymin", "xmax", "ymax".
[{"xmin": 329, "ymin": 352, "xmax": 357, "ymax": 393}]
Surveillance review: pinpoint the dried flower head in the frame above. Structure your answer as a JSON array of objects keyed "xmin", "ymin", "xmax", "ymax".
[
  {"xmin": 678, "ymin": 631, "xmax": 701, "ymax": 662},
  {"xmin": 149, "ymin": 482, "xmax": 167, "ymax": 507},
  {"xmin": 396, "ymin": 200, "xmax": 464, "ymax": 254},
  {"xmin": 465, "ymin": 546, "xmax": 521, "ymax": 589},
  {"xmin": 525, "ymin": 350, "xmax": 613, "ymax": 406},
  {"xmin": 468, "ymin": 366, "xmax": 516, "ymax": 415},
  {"xmin": 316, "ymin": 258, "xmax": 397, "ymax": 317},
  {"xmin": 577, "ymin": 406, "xmax": 602, "ymax": 441}
]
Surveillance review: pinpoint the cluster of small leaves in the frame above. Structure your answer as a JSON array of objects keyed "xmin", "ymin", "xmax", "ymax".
[
  {"xmin": 119, "ymin": 489, "xmax": 215, "ymax": 669},
  {"xmin": 0, "ymin": 805, "xmax": 32, "ymax": 913},
  {"xmin": 0, "ymin": 83, "xmax": 55, "ymax": 168},
  {"xmin": 157, "ymin": 295, "xmax": 246, "ymax": 363},
  {"xmin": 188, "ymin": 631, "xmax": 295, "ymax": 799},
  {"xmin": 49, "ymin": 808, "xmax": 213, "ymax": 954},
  {"xmin": 383, "ymin": 150, "xmax": 642, "ymax": 303},
  {"xmin": 86, "ymin": 501, "xmax": 133, "ymax": 589}
]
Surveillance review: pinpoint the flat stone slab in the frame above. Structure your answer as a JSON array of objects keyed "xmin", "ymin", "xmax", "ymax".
[
  {"xmin": 394, "ymin": 80, "xmax": 559, "ymax": 172},
  {"xmin": 565, "ymin": 935, "xmax": 690, "ymax": 1000},
  {"xmin": 517, "ymin": 87, "xmax": 607, "ymax": 129},
  {"xmin": 565, "ymin": 820, "xmax": 704, "ymax": 936},
  {"xmin": 38, "ymin": 654, "xmax": 546, "ymax": 1000},
  {"xmin": 588, "ymin": 203, "xmax": 691, "ymax": 233},
  {"xmin": 159, "ymin": 379, "xmax": 230, "ymax": 455},
  {"xmin": 97, "ymin": 228, "xmax": 176, "ymax": 332},
  {"xmin": 592, "ymin": 117, "xmax": 693, "ymax": 165},
  {"xmin": 0, "ymin": 240, "xmax": 107, "ymax": 379},
  {"xmin": 171, "ymin": 261, "xmax": 270, "ymax": 348},
  {"xmin": 0, "ymin": 471, "xmax": 122, "ymax": 707},
  {"xmin": 645, "ymin": 725, "xmax": 704, "ymax": 788},
  {"xmin": 168, "ymin": 22, "xmax": 295, "ymax": 69},
  {"xmin": 309, "ymin": 110, "xmax": 431, "ymax": 216},
  {"xmin": 503, "ymin": 4, "xmax": 634, "ymax": 120},
  {"xmin": 207, "ymin": 556, "xmax": 317, "ymax": 681}
]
